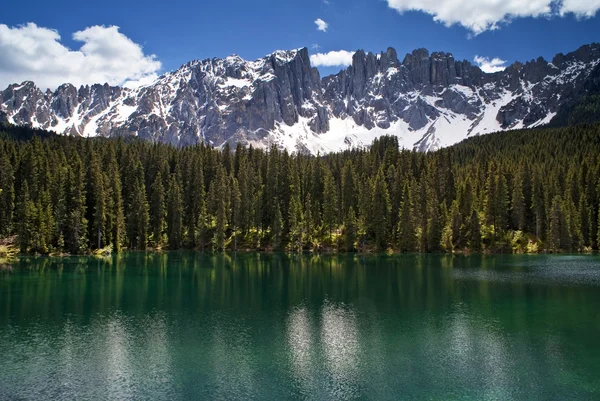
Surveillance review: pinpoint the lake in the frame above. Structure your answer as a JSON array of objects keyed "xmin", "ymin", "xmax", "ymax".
[{"xmin": 1, "ymin": 253, "xmax": 599, "ymax": 400}]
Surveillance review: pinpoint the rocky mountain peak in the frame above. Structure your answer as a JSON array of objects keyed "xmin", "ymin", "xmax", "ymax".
[{"xmin": 1, "ymin": 43, "xmax": 599, "ymax": 154}]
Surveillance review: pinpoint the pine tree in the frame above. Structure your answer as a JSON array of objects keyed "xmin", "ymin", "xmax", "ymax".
[
  {"xmin": 456, "ymin": 181, "xmax": 474, "ymax": 248},
  {"xmin": 0, "ymin": 152, "xmax": 15, "ymax": 236},
  {"xmin": 442, "ymin": 200, "xmax": 461, "ymax": 252},
  {"xmin": 549, "ymin": 195, "xmax": 563, "ymax": 251},
  {"xmin": 196, "ymin": 195, "xmax": 208, "ymax": 251},
  {"xmin": 341, "ymin": 161, "xmax": 356, "ymax": 215},
  {"xmin": 231, "ymin": 177, "xmax": 242, "ymax": 251},
  {"xmin": 397, "ymin": 182, "xmax": 416, "ymax": 252},
  {"xmin": 187, "ymin": 153, "xmax": 206, "ymax": 246},
  {"xmin": 106, "ymin": 150, "xmax": 125, "ymax": 252},
  {"xmin": 495, "ymin": 172, "xmax": 509, "ymax": 233},
  {"xmin": 16, "ymin": 180, "xmax": 33, "ymax": 253},
  {"xmin": 370, "ymin": 168, "xmax": 391, "ymax": 251},
  {"xmin": 304, "ymin": 192, "xmax": 313, "ymax": 249},
  {"xmin": 213, "ymin": 167, "xmax": 228, "ymax": 251},
  {"xmin": 511, "ymin": 167, "xmax": 526, "ymax": 231},
  {"xmin": 88, "ymin": 154, "xmax": 106, "ymax": 249},
  {"xmin": 167, "ymin": 174, "xmax": 183, "ymax": 249},
  {"xmin": 484, "ymin": 163, "xmax": 498, "ymax": 233},
  {"xmin": 343, "ymin": 207, "xmax": 357, "ymax": 252},
  {"xmin": 532, "ymin": 170, "xmax": 545, "ymax": 239},
  {"xmin": 469, "ymin": 210, "xmax": 482, "ymax": 252},
  {"xmin": 272, "ymin": 200, "xmax": 283, "ymax": 250},
  {"xmin": 322, "ymin": 167, "xmax": 338, "ymax": 246},
  {"xmin": 238, "ymin": 156, "xmax": 252, "ymax": 234},
  {"xmin": 417, "ymin": 171, "xmax": 428, "ymax": 252},
  {"xmin": 127, "ymin": 162, "xmax": 150, "ymax": 250},
  {"xmin": 426, "ymin": 161, "xmax": 441, "ymax": 252},
  {"xmin": 64, "ymin": 158, "xmax": 88, "ymax": 254},
  {"xmin": 288, "ymin": 169, "xmax": 303, "ymax": 252},
  {"xmin": 150, "ymin": 171, "xmax": 166, "ymax": 247}
]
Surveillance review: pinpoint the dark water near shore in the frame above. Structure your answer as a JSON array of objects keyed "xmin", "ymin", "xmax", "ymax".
[{"xmin": 1, "ymin": 253, "xmax": 599, "ymax": 400}]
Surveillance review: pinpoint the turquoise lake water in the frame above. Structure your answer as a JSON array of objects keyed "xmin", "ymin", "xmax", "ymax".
[{"xmin": 1, "ymin": 253, "xmax": 599, "ymax": 400}]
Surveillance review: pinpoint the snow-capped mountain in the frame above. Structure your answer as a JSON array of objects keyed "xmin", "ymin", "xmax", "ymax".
[{"xmin": 1, "ymin": 44, "xmax": 599, "ymax": 153}]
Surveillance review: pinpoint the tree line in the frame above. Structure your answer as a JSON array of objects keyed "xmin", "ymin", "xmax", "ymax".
[{"xmin": 1, "ymin": 122, "xmax": 600, "ymax": 254}]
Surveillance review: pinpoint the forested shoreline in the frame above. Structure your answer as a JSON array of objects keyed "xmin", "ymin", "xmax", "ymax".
[{"xmin": 1, "ymin": 122, "xmax": 600, "ymax": 255}]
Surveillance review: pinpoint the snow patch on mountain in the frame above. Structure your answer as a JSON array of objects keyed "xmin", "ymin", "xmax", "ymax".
[{"xmin": 1, "ymin": 44, "xmax": 599, "ymax": 153}]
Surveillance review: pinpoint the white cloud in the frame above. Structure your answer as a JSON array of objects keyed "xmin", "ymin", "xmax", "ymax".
[
  {"xmin": 315, "ymin": 18, "xmax": 329, "ymax": 32},
  {"xmin": 0, "ymin": 23, "xmax": 161, "ymax": 90},
  {"xmin": 311, "ymin": 43, "xmax": 321, "ymax": 50},
  {"xmin": 474, "ymin": 55, "xmax": 508, "ymax": 73},
  {"xmin": 561, "ymin": 0, "xmax": 600, "ymax": 17},
  {"xmin": 386, "ymin": 0, "xmax": 600, "ymax": 35},
  {"xmin": 310, "ymin": 50, "xmax": 355, "ymax": 67}
]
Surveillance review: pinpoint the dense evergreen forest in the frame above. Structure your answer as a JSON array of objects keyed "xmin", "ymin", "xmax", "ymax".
[{"xmin": 1, "ymin": 122, "xmax": 600, "ymax": 254}]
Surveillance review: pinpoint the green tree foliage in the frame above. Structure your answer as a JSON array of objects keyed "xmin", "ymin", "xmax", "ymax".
[
  {"xmin": 370, "ymin": 168, "xmax": 391, "ymax": 251},
  {"xmin": 150, "ymin": 171, "xmax": 166, "ymax": 247},
  {"xmin": 0, "ymin": 152, "xmax": 15, "ymax": 236},
  {"xmin": 272, "ymin": 200, "xmax": 283, "ymax": 250},
  {"xmin": 397, "ymin": 182, "xmax": 416, "ymax": 252},
  {"xmin": 126, "ymin": 161, "xmax": 150, "ymax": 250},
  {"xmin": 322, "ymin": 167, "xmax": 338, "ymax": 245},
  {"xmin": 343, "ymin": 207, "xmax": 357, "ymax": 252},
  {"xmin": 2, "ymin": 122, "xmax": 600, "ymax": 254},
  {"xmin": 167, "ymin": 174, "xmax": 183, "ymax": 249}
]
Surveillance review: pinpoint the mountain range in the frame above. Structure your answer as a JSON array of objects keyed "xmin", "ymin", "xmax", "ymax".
[{"xmin": 1, "ymin": 43, "xmax": 599, "ymax": 153}]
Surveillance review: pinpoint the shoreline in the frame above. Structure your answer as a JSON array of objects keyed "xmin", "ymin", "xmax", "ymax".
[{"xmin": 6, "ymin": 247, "xmax": 598, "ymax": 258}]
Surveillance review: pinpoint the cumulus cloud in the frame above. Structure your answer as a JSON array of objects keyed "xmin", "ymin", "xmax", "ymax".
[
  {"xmin": 315, "ymin": 18, "xmax": 329, "ymax": 32},
  {"xmin": 386, "ymin": 0, "xmax": 600, "ymax": 35},
  {"xmin": 0, "ymin": 23, "xmax": 161, "ymax": 90},
  {"xmin": 474, "ymin": 55, "xmax": 508, "ymax": 73},
  {"xmin": 310, "ymin": 50, "xmax": 355, "ymax": 67}
]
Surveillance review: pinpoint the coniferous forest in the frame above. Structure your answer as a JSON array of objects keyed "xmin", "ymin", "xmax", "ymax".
[{"xmin": 1, "ymin": 122, "xmax": 600, "ymax": 254}]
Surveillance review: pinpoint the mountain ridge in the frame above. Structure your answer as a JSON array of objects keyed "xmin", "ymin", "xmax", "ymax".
[{"xmin": 1, "ymin": 43, "xmax": 599, "ymax": 153}]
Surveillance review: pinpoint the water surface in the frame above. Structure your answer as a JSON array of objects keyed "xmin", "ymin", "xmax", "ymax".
[{"xmin": 1, "ymin": 253, "xmax": 599, "ymax": 400}]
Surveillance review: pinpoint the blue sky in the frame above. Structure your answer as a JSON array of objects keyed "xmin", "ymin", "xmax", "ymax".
[{"xmin": 1, "ymin": 0, "xmax": 600, "ymax": 89}]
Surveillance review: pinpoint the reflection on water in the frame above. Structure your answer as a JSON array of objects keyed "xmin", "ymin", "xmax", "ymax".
[
  {"xmin": 321, "ymin": 301, "xmax": 360, "ymax": 399},
  {"xmin": 287, "ymin": 306, "xmax": 316, "ymax": 396},
  {"xmin": 0, "ymin": 252, "xmax": 599, "ymax": 400},
  {"xmin": 105, "ymin": 313, "xmax": 136, "ymax": 399},
  {"xmin": 210, "ymin": 315, "xmax": 257, "ymax": 400}
]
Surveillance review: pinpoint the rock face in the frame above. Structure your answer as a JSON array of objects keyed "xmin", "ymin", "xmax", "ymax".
[{"xmin": 2, "ymin": 43, "xmax": 600, "ymax": 153}]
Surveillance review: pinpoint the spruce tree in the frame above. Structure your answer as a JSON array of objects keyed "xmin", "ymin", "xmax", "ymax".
[
  {"xmin": 106, "ymin": 150, "xmax": 125, "ymax": 252},
  {"xmin": 89, "ymin": 155, "xmax": 106, "ymax": 249},
  {"xmin": 426, "ymin": 161, "xmax": 441, "ymax": 252},
  {"xmin": 231, "ymin": 177, "xmax": 242, "ymax": 251},
  {"xmin": 288, "ymin": 171, "xmax": 303, "ymax": 252},
  {"xmin": 549, "ymin": 195, "xmax": 563, "ymax": 251},
  {"xmin": 370, "ymin": 168, "xmax": 391, "ymax": 251},
  {"xmin": 397, "ymin": 182, "xmax": 416, "ymax": 252},
  {"xmin": 511, "ymin": 168, "xmax": 526, "ymax": 231},
  {"xmin": 343, "ymin": 207, "xmax": 357, "ymax": 252},
  {"xmin": 0, "ymin": 153, "xmax": 14, "ymax": 236},
  {"xmin": 16, "ymin": 180, "xmax": 32, "ymax": 253},
  {"xmin": 65, "ymin": 159, "xmax": 88, "ymax": 254},
  {"xmin": 213, "ymin": 167, "xmax": 228, "ymax": 251},
  {"xmin": 167, "ymin": 174, "xmax": 183, "ymax": 249},
  {"xmin": 323, "ymin": 167, "xmax": 338, "ymax": 246},
  {"xmin": 532, "ymin": 171, "xmax": 545, "ymax": 239},
  {"xmin": 304, "ymin": 192, "xmax": 313, "ymax": 249},
  {"xmin": 272, "ymin": 200, "xmax": 283, "ymax": 250},
  {"xmin": 127, "ymin": 162, "xmax": 150, "ymax": 250},
  {"xmin": 150, "ymin": 171, "xmax": 166, "ymax": 247},
  {"xmin": 469, "ymin": 210, "xmax": 482, "ymax": 252},
  {"xmin": 341, "ymin": 161, "xmax": 355, "ymax": 215}
]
